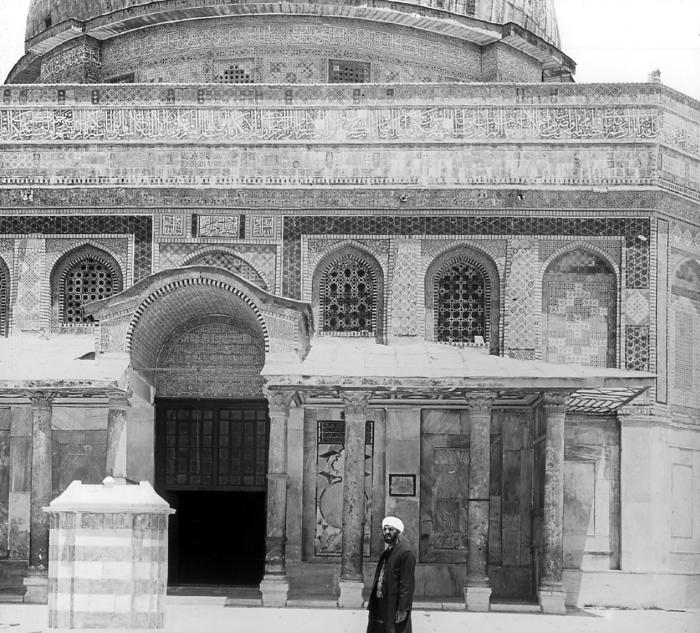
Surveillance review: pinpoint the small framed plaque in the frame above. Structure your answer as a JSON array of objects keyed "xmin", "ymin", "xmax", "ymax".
[{"xmin": 389, "ymin": 474, "xmax": 416, "ymax": 497}]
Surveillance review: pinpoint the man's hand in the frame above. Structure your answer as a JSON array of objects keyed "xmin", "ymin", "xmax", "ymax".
[{"xmin": 395, "ymin": 610, "xmax": 407, "ymax": 623}]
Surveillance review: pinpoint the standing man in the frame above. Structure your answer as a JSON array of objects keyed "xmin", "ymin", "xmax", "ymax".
[{"xmin": 367, "ymin": 516, "xmax": 416, "ymax": 633}]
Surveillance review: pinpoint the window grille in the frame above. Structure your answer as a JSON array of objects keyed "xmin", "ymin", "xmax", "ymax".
[
  {"xmin": 320, "ymin": 255, "xmax": 377, "ymax": 334},
  {"xmin": 214, "ymin": 62, "xmax": 254, "ymax": 84},
  {"xmin": 435, "ymin": 258, "xmax": 489, "ymax": 344},
  {"xmin": 54, "ymin": 249, "xmax": 123, "ymax": 328},
  {"xmin": 328, "ymin": 60, "xmax": 370, "ymax": 83}
]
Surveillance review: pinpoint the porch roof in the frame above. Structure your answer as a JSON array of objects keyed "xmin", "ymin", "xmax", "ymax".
[
  {"xmin": 262, "ymin": 337, "xmax": 655, "ymax": 411},
  {"xmin": 0, "ymin": 334, "xmax": 129, "ymax": 393}
]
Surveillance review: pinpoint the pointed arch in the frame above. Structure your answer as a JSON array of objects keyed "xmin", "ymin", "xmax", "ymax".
[
  {"xmin": 50, "ymin": 245, "xmax": 124, "ymax": 329},
  {"xmin": 312, "ymin": 245, "xmax": 384, "ymax": 339},
  {"xmin": 180, "ymin": 247, "xmax": 269, "ymax": 290},
  {"xmin": 542, "ymin": 247, "xmax": 617, "ymax": 368},
  {"xmin": 425, "ymin": 245, "xmax": 500, "ymax": 351}
]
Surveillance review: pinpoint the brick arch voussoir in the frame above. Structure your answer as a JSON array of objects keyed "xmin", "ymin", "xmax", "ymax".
[
  {"xmin": 50, "ymin": 244, "xmax": 125, "ymax": 327},
  {"xmin": 125, "ymin": 276, "xmax": 271, "ymax": 356},
  {"xmin": 540, "ymin": 241, "xmax": 621, "ymax": 281}
]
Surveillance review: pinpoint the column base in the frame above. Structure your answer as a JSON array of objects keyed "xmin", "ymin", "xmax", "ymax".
[
  {"xmin": 259, "ymin": 576, "xmax": 289, "ymax": 607},
  {"xmin": 539, "ymin": 587, "xmax": 567, "ymax": 614},
  {"xmin": 464, "ymin": 584, "xmax": 491, "ymax": 611},
  {"xmin": 337, "ymin": 580, "xmax": 364, "ymax": 609},
  {"xmin": 23, "ymin": 572, "xmax": 48, "ymax": 604}
]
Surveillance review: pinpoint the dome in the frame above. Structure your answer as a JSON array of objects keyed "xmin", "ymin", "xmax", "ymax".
[{"xmin": 26, "ymin": 0, "xmax": 561, "ymax": 48}]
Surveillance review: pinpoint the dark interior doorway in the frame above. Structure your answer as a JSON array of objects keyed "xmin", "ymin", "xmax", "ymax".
[
  {"xmin": 155, "ymin": 399, "xmax": 269, "ymax": 587},
  {"xmin": 167, "ymin": 490, "xmax": 266, "ymax": 585}
]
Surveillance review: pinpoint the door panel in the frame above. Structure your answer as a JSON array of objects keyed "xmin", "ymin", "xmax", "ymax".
[
  {"xmin": 156, "ymin": 399, "xmax": 268, "ymax": 491},
  {"xmin": 420, "ymin": 433, "xmax": 469, "ymax": 563}
]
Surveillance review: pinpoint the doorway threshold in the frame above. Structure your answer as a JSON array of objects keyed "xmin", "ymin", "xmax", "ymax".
[{"xmin": 167, "ymin": 585, "xmax": 262, "ymax": 607}]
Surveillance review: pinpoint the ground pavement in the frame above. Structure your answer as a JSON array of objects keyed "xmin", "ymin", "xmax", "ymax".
[{"xmin": 0, "ymin": 602, "xmax": 698, "ymax": 633}]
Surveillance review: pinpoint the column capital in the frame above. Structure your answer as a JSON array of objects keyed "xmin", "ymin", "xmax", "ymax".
[
  {"xmin": 107, "ymin": 390, "xmax": 132, "ymax": 410},
  {"xmin": 262, "ymin": 387, "xmax": 297, "ymax": 415},
  {"xmin": 541, "ymin": 391, "xmax": 571, "ymax": 414},
  {"xmin": 340, "ymin": 390, "xmax": 373, "ymax": 417},
  {"xmin": 464, "ymin": 391, "xmax": 496, "ymax": 415},
  {"xmin": 27, "ymin": 391, "xmax": 55, "ymax": 410}
]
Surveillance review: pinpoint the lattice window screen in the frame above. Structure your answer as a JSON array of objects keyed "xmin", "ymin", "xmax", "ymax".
[
  {"xmin": 61, "ymin": 256, "xmax": 120, "ymax": 325},
  {"xmin": 435, "ymin": 258, "xmax": 489, "ymax": 343},
  {"xmin": 320, "ymin": 255, "xmax": 377, "ymax": 335},
  {"xmin": 328, "ymin": 60, "xmax": 370, "ymax": 83},
  {"xmin": 543, "ymin": 250, "xmax": 616, "ymax": 368}
]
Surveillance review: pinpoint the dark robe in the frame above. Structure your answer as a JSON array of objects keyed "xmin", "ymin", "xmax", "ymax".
[{"xmin": 366, "ymin": 540, "xmax": 416, "ymax": 633}]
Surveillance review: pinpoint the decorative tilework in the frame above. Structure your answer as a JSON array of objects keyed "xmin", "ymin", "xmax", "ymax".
[
  {"xmin": 183, "ymin": 251, "xmax": 267, "ymax": 290},
  {"xmin": 505, "ymin": 241, "xmax": 538, "ymax": 358},
  {"xmin": 625, "ymin": 325, "xmax": 650, "ymax": 372},
  {"xmin": 673, "ymin": 306, "xmax": 695, "ymax": 392},
  {"xmin": 283, "ymin": 216, "xmax": 650, "ymax": 299},
  {"xmin": 543, "ymin": 275, "xmax": 617, "ymax": 368},
  {"xmin": 390, "ymin": 239, "xmax": 421, "ymax": 337},
  {"xmin": 158, "ymin": 243, "xmax": 278, "ymax": 292},
  {"xmin": 14, "ymin": 238, "xmax": 45, "ymax": 331},
  {"xmin": 625, "ymin": 242, "xmax": 649, "ymax": 289},
  {"xmin": 624, "ymin": 289, "xmax": 650, "ymax": 325},
  {"xmin": 45, "ymin": 238, "xmax": 130, "ymax": 289},
  {"xmin": 250, "ymin": 216, "xmax": 276, "ymax": 239},
  {"xmin": 670, "ymin": 222, "xmax": 700, "ymax": 252},
  {"xmin": 538, "ymin": 240, "xmax": 622, "ymax": 267},
  {"xmin": 161, "ymin": 214, "xmax": 185, "ymax": 237},
  {"xmin": 0, "ymin": 105, "xmax": 660, "ymax": 144},
  {"xmin": 0, "ymin": 216, "xmax": 152, "ymax": 281},
  {"xmin": 197, "ymin": 215, "xmax": 241, "ymax": 238}
]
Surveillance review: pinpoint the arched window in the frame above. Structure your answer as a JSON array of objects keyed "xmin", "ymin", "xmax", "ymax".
[
  {"xmin": 51, "ymin": 246, "xmax": 123, "ymax": 328},
  {"xmin": 0, "ymin": 257, "xmax": 10, "ymax": 337},
  {"xmin": 425, "ymin": 248, "xmax": 500, "ymax": 350},
  {"xmin": 671, "ymin": 259, "xmax": 700, "ymax": 405},
  {"xmin": 183, "ymin": 251, "xmax": 267, "ymax": 290},
  {"xmin": 543, "ymin": 248, "xmax": 617, "ymax": 367},
  {"xmin": 314, "ymin": 248, "xmax": 383, "ymax": 338}
]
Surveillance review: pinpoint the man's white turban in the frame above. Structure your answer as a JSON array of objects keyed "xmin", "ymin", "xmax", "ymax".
[{"xmin": 382, "ymin": 516, "xmax": 404, "ymax": 533}]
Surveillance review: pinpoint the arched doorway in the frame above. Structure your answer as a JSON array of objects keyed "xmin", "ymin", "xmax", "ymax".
[{"xmin": 128, "ymin": 277, "xmax": 271, "ymax": 588}]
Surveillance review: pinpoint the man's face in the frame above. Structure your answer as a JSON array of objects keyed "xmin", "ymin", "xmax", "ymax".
[{"xmin": 383, "ymin": 525, "xmax": 400, "ymax": 545}]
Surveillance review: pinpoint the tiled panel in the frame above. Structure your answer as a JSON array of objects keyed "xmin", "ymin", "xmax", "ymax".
[
  {"xmin": 625, "ymin": 325, "xmax": 650, "ymax": 372},
  {"xmin": 283, "ymin": 216, "xmax": 650, "ymax": 298},
  {"xmin": 0, "ymin": 216, "xmax": 152, "ymax": 281}
]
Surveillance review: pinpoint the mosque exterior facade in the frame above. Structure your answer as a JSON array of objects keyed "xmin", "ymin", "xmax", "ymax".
[{"xmin": 0, "ymin": 0, "xmax": 698, "ymax": 614}]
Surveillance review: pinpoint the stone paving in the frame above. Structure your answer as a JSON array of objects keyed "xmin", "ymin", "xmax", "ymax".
[{"xmin": 0, "ymin": 604, "xmax": 698, "ymax": 633}]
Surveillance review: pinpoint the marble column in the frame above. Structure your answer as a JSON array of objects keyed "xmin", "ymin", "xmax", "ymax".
[
  {"xmin": 539, "ymin": 391, "xmax": 570, "ymax": 614},
  {"xmin": 106, "ymin": 391, "xmax": 130, "ymax": 482},
  {"xmin": 338, "ymin": 391, "xmax": 372, "ymax": 608},
  {"xmin": 464, "ymin": 391, "xmax": 495, "ymax": 611},
  {"xmin": 259, "ymin": 389, "xmax": 294, "ymax": 607},
  {"xmin": 24, "ymin": 391, "xmax": 54, "ymax": 603}
]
